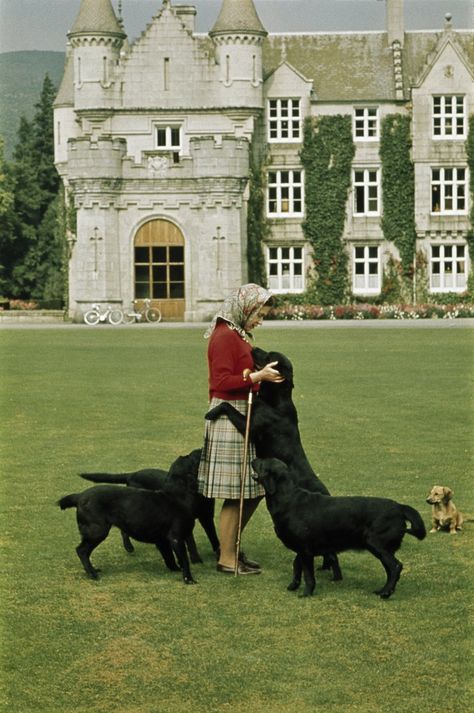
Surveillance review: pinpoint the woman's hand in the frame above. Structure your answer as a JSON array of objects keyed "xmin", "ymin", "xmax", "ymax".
[{"xmin": 250, "ymin": 361, "xmax": 285, "ymax": 384}]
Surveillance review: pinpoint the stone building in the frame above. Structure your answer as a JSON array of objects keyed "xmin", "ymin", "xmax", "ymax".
[{"xmin": 54, "ymin": 0, "xmax": 474, "ymax": 321}]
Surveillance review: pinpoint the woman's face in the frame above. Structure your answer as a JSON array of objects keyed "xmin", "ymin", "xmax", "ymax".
[{"xmin": 245, "ymin": 304, "xmax": 271, "ymax": 331}]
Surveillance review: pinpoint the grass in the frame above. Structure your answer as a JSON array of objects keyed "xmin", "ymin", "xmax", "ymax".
[{"xmin": 0, "ymin": 324, "xmax": 473, "ymax": 713}]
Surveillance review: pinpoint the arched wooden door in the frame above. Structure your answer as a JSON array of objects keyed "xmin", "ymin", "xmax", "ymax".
[{"xmin": 134, "ymin": 219, "xmax": 185, "ymax": 320}]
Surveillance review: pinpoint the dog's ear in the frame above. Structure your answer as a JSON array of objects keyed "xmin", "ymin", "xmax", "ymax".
[
  {"xmin": 443, "ymin": 487, "xmax": 453, "ymax": 501},
  {"xmin": 252, "ymin": 347, "xmax": 268, "ymax": 367},
  {"xmin": 264, "ymin": 472, "xmax": 277, "ymax": 496}
]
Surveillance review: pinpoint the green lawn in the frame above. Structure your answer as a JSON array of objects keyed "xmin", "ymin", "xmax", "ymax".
[{"xmin": 1, "ymin": 325, "xmax": 473, "ymax": 713}]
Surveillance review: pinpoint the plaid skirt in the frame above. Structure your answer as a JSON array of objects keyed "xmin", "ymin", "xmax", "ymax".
[{"xmin": 197, "ymin": 398, "xmax": 264, "ymax": 500}]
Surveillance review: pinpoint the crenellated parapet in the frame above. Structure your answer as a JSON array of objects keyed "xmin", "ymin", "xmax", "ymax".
[{"xmin": 67, "ymin": 135, "xmax": 127, "ymax": 179}]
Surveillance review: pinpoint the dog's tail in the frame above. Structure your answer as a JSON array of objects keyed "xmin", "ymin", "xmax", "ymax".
[
  {"xmin": 402, "ymin": 504, "xmax": 427, "ymax": 540},
  {"xmin": 57, "ymin": 494, "xmax": 80, "ymax": 510},
  {"xmin": 80, "ymin": 472, "xmax": 129, "ymax": 485}
]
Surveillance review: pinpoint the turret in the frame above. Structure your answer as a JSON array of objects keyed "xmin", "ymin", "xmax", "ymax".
[
  {"xmin": 210, "ymin": 0, "xmax": 267, "ymax": 108},
  {"xmin": 68, "ymin": 0, "xmax": 127, "ymax": 110}
]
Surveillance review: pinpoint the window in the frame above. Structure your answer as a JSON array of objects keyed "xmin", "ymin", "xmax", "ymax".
[
  {"xmin": 353, "ymin": 107, "xmax": 379, "ymax": 140},
  {"xmin": 267, "ymin": 170, "xmax": 304, "ymax": 216},
  {"xmin": 353, "ymin": 246, "xmax": 381, "ymax": 293},
  {"xmin": 432, "ymin": 96, "xmax": 466, "ymax": 138},
  {"xmin": 156, "ymin": 125, "xmax": 181, "ymax": 151},
  {"xmin": 267, "ymin": 246, "xmax": 304, "ymax": 293},
  {"xmin": 353, "ymin": 169, "xmax": 380, "ymax": 215},
  {"xmin": 268, "ymin": 99, "xmax": 301, "ymax": 142},
  {"xmin": 430, "ymin": 244, "xmax": 467, "ymax": 292},
  {"xmin": 134, "ymin": 245, "xmax": 185, "ymax": 299},
  {"xmin": 431, "ymin": 167, "xmax": 467, "ymax": 214}
]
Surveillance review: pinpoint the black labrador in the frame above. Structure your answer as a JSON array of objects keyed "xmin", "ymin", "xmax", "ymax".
[
  {"xmin": 58, "ymin": 451, "xmax": 202, "ymax": 584},
  {"xmin": 206, "ymin": 347, "xmax": 342, "ymax": 580},
  {"xmin": 253, "ymin": 457, "xmax": 426, "ymax": 598},
  {"xmin": 80, "ymin": 448, "xmax": 219, "ymax": 563}
]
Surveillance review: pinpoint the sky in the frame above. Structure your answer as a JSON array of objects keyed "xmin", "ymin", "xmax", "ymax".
[{"xmin": 0, "ymin": 0, "xmax": 472, "ymax": 54}]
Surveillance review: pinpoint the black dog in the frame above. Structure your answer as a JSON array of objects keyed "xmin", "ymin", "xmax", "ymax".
[
  {"xmin": 253, "ymin": 457, "xmax": 426, "ymax": 598},
  {"xmin": 80, "ymin": 448, "xmax": 219, "ymax": 563},
  {"xmin": 206, "ymin": 347, "xmax": 341, "ymax": 580},
  {"xmin": 58, "ymin": 451, "xmax": 202, "ymax": 584}
]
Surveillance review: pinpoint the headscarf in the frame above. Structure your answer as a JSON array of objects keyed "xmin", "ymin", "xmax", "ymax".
[{"xmin": 204, "ymin": 283, "xmax": 272, "ymax": 340}]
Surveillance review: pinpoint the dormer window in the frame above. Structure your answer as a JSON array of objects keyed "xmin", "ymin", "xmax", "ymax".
[
  {"xmin": 353, "ymin": 107, "xmax": 379, "ymax": 141},
  {"xmin": 432, "ymin": 96, "xmax": 466, "ymax": 139},
  {"xmin": 268, "ymin": 99, "xmax": 301, "ymax": 142}
]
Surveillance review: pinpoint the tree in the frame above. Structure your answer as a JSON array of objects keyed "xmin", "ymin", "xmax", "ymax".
[
  {"xmin": 0, "ymin": 136, "xmax": 16, "ymax": 294},
  {"xmin": 4, "ymin": 74, "xmax": 64, "ymax": 300}
]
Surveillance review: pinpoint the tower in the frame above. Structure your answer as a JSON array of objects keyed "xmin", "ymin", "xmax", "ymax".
[
  {"xmin": 210, "ymin": 0, "xmax": 267, "ymax": 107},
  {"xmin": 68, "ymin": 0, "xmax": 127, "ymax": 110}
]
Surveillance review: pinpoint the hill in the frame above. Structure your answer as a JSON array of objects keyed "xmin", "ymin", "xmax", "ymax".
[{"xmin": 0, "ymin": 51, "xmax": 65, "ymax": 159}]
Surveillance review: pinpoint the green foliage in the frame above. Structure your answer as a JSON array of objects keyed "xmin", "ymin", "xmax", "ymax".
[
  {"xmin": 380, "ymin": 114, "xmax": 416, "ymax": 273},
  {"xmin": 247, "ymin": 144, "xmax": 269, "ymax": 286},
  {"xmin": 466, "ymin": 116, "xmax": 474, "ymax": 265},
  {"xmin": 300, "ymin": 115, "xmax": 354, "ymax": 305},
  {"xmin": 0, "ymin": 74, "xmax": 65, "ymax": 301}
]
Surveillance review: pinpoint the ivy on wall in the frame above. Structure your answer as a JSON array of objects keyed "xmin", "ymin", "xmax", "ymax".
[
  {"xmin": 300, "ymin": 115, "xmax": 354, "ymax": 305},
  {"xmin": 466, "ymin": 115, "xmax": 474, "ymax": 281},
  {"xmin": 246, "ymin": 144, "xmax": 269, "ymax": 287},
  {"xmin": 379, "ymin": 114, "xmax": 416, "ymax": 274}
]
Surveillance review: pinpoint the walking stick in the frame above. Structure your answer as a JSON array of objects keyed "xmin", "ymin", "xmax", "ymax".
[{"xmin": 235, "ymin": 388, "xmax": 253, "ymax": 576}]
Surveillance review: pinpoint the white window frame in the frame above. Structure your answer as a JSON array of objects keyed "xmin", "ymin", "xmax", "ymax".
[
  {"xmin": 432, "ymin": 95, "xmax": 466, "ymax": 139},
  {"xmin": 352, "ymin": 245, "xmax": 381, "ymax": 294},
  {"xmin": 353, "ymin": 168, "xmax": 380, "ymax": 216},
  {"xmin": 155, "ymin": 125, "xmax": 182, "ymax": 151},
  {"xmin": 267, "ymin": 169, "xmax": 304, "ymax": 217},
  {"xmin": 431, "ymin": 167, "xmax": 467, "ymax": 215},
  {"xmin": 268, "ymin": 99, "xmax": 302, "ymax": 143},
  {"xmin": 353, "ymin": 107, "xmax": 379, "ymax": 141},
  {"xmin": 267, "ymin": 246, "xmax": 305, "ymax": 293},
  {"xmin": 430, "ymin": 244, "xmax": 468, "ymax": 293}
]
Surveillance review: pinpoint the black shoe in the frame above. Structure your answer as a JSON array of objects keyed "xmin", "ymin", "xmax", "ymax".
[
  {"xmin": 216, "ymin": 563, "xmax": 261, "ymax": 575},
  {"xmin": 239, "ymin": 551, "xmax": 261, "ymax": 569}
]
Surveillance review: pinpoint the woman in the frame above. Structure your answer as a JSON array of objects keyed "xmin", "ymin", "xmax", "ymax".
[{"xmin": 197, "ymin": 283, "xmax": 283, "ymax": 575}]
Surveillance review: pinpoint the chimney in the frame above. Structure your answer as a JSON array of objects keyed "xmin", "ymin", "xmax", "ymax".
[{"xmin": 386, "ymin": 0, "xmax": 404, "ymax": 47}]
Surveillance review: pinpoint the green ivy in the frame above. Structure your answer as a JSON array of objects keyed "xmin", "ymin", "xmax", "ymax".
[
  {"xmin": 466, "ymin": 115, "xmax": 474, "ymax": 275},
  {"xmin": 300, "ymin": 115, "xmax": 354, "ymax": 305},
  {"xmin": 246, "ymin": 144, "xmax": 269, "ymax": 287},
  {"xmin": 380, "ymin": 114, "xmax": 416, "ymax": 273}
]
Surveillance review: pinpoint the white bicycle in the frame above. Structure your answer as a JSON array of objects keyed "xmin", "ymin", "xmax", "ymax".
[
  {"xmin": 83, "ymin": 303, "xmax": 124, "ymax": 326},
  {"xmin": 122, "ymin": 298, "xmax": 162, "ymax": 324}
]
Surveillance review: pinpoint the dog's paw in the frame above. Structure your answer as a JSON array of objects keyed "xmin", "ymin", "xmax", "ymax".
[
  {"xmin": 184, "ymin": 576, "xmax": 198, "ymax": 585},
  {"xmin": 205, "ymin": 407, "xmax": 220, "ymax": 421},
  {"xmin": 287, "ymin": 579, "xmax": 300, "ymax": 591}
]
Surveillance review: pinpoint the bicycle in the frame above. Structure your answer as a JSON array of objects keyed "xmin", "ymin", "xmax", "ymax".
[
  {"xmin": 83, "ymin": 303, "xmax": 124, "ymax": 326},
  {"xmin": 122, "ymin": 298, "xmax": 162, "ymax": 324}
]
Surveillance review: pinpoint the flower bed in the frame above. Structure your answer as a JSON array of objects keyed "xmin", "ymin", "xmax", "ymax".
[{"xmin": 267, "ymin": 302, "xmax": 474, "ymax": 321}]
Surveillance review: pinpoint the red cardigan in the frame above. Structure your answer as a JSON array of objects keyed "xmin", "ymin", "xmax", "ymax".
[{"xmin": 207, "ymin": 321, "xmax": 259, "ymax": 401}]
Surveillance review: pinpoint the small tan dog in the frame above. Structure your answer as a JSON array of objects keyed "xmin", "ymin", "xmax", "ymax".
[{"xmin": 426, "ymin": 486, "xmax": 463, "ymax": 534}]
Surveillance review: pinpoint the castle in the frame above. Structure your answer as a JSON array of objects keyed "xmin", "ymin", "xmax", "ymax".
[{"xmin": 54, "ymin": 0, "xmax": 474, "ymax": 321}]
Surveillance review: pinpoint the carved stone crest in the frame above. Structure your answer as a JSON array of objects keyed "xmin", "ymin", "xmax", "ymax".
[
  {"xmin": 444, "ymin": 65, "xmax": 454, "ymax": 78},
  {"xmin": 148, "ymin": 155, "xmax": 168, "ymax": 177}
]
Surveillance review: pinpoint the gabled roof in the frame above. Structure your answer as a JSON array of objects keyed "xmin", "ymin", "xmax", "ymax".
[
  {"xmin": 210, "ymin": 0, "xmax": 267, "ymax": 36},
  {"xmin": 405, "ymin": 31, "xmax": 474, "ymax": 88},
  {"xmin": 69, "ymin": 0, "xmax": 125, "ymax": 37}
]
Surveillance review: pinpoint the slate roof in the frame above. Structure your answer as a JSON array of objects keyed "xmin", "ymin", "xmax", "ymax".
[
  {"xmin": 262, "ymin": 30, "xmax": 474, "ymax": 101},
  {"xmin": 210, "ymin": 0, "xmax": 267, "ymax": 36},
  {"xmin": 54, "ymin": 49, "xmax": 74, "ymax": 106},
  {"xmin": 69, "ymin": 0, "xmax": 125, "ymax": 36}
]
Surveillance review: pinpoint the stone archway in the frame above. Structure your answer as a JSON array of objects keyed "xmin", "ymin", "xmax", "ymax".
[{"xmin": 134, "ymin": 219, "xmax": 185, "ymax": 320}]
